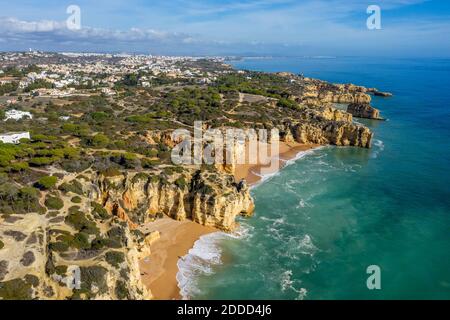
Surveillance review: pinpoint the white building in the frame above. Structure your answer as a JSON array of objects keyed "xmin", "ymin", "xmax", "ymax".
[
  {"xmin": 0, "ymin": 132, "xmax": 30, "ymax": 144},
  {"xmin": 4, "ymin": 109, "xmax": 33, "ymax": 121}
]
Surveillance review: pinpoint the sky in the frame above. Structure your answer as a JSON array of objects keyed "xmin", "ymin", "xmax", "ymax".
[{"xmin": 0, "ymin": 0, "xmax": 449, "ymax": 57}]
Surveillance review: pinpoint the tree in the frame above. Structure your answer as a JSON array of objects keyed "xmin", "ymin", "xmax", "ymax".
[
  {"xmin": 122, "ymin": 74, "xmax": 138, "ymax": 86},
  {"xmin": 91, "ymin": 134, "xmax": 110, "ymax": 148},
  {"xmin": 35, "ymin": 176, "xmax": 58, "ymax": 190}
]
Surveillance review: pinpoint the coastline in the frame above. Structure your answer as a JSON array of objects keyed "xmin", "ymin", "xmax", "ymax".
[
  {"xmin": 234, "ymin": 142, "xmax": 319, "ymax": 186},
  {"xmin": 139, "ymin": 217, "xmax": 216, "ymax": 300},
  {"xmin": 140, "ymin": 142, "xmax": 318, "ymax": 300}
]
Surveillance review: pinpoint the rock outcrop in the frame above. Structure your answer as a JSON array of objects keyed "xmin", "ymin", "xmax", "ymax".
[
  {"xmin": 347, "ymin": 103, "xmax": 383, "ymax": 120},
  {"xmin": 367, "ymin": 88, "xmax": 393, "ymax": 97},
  {"xmin": 91, "ymin": 168, "xmax": 254, "ymax": 231},
  {"xmin": 0, "ymin": 165, "xmax": 254, "ymax": 300}
]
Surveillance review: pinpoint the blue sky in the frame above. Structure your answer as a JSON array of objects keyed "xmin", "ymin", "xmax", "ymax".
[{"xmin": 0, "ymin": 0, "xmax": 449, "ymax": 57}]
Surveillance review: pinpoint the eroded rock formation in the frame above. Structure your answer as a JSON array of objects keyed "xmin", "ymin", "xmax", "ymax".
[
  {"xmin": 91, "ymin": 169, "xmax": 254, "ymax": 231},
  {"xmin": 347, "ymin": 103, "xmax": 383, "ymax": 120}
]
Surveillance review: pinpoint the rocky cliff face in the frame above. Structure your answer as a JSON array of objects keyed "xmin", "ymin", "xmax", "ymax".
[
  {"xmin": 91, "ymin": 168, "xmax": 254, "ymax": 231},
  {"xmin": 347, "ymin": 103, "xmax": 383, "ymax": 120},
  {"xmin": 298, "ymin": 79, "xmax": 372, "ymax": 106},
  {"xmin": 0, "ymin": 166, "xmax": 253, "ymax": 300},
  {"xmin": 275, "ymin": 104, "xmax": 373, "ymax": 148}
]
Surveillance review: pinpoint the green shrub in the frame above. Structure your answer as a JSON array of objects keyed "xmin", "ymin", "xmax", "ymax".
[
  {"xmin": 79, "ymin": 266, "xmax": 108, "ymax": 296},
  {"xmin": 89, "ymin": 133, "xmax": 110, "ymax": 148},
  {"xmin": 58, "ymin": 180, "xmax": 84, "ymax": 195},
  {"xmin": 91, "ymin": 202, "xmax": 109, "ymax": 219},
  {"xmin": 0, "ymin": 278, "xmax": 33, "ymax": 300},
  {"xmin": 44, "ymin": 195, "xmax": 64, "ymax": 210},
  {"xmin": 175, "ymin": 177, "xmax": 187, "ymax": 189},
  {"xmin": 35, "ymin": 176, "xmax": 58, "ymax": 190},
  {"xmin": 49, "ymin": 241, "xmax": 69, "ymax": 252},
  {"xmin": 24, "ymin": 274, "xmax": 39, "ymax": 288},
  {"xmin": 55, "ymin": 265, "xmax": 68, "ymax": 276},
  {"xmin": 0, "ymin": 239, "xmax": 4, "ymax": 250},
  {"xmin": 100, "ymin": 167, "xmax": 122, "ymax": 177},
  {"xmin": 115, "ymin": 280, "xmax": 130, "ymax": 300},
  {"xmin": 65, "ymin": 210, "xmax": 99, "ymax": 234},
  {"xmin": 72, "ymin": 232, "xmax": 91, "ymax": 250},
  {"xmin": 71, "ymin": 196, "xmax": 82, "ymax": 204},
  {"xmin": 91, "ymin": 237, "xmax": 121, "ymax": 250},
  {"xmin": 141, "ymin": 158, "xmax": 160, "ymax": 168},
  {"xmin": 132, "ymin": 173, "xmax": 149, "ymax": 183},
  {"xmin": 105, "ymin": 251, "xmax": 125, "ymax": 268},
  {"xmin": 29, "ymin": 156, "xmax": 59, "ymax": 167},
  {"xmin": 9, "ymin": 162, "xmax": 29, "ymax": 172}
]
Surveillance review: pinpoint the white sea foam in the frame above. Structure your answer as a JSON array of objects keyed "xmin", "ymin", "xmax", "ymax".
[
  {"xmin": 371, "ymin": 139, "xmax": 385, "ymax": 159},
  {"xmin": 176, "ymin": 224, "xmax": 252, "ymax": 300},
  {"xmin": 280, "ymin": 270, "xmax": 308, "ymax": 300},
  {"xmin": 296, "ymin": 199, "xmax": 311, "ymax": 209},
  {"xmin": 250, "ymin": 147, "xmax": 322, "ymax": 190},
  {"xmin": 374, "ymin": 139, "xmax": 385, "ymax": 150}
]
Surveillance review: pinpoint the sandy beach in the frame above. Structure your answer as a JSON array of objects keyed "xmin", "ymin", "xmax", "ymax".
[
  {"xmin": 140, "ymin": 142, "xmax": 318, "ymax": 300},
  {"xmin": 234, "ymin": 141, "xmax": 319, "ymax": 185},
  {"xmin": 139, "ymin": 217, "xmax": 216, "ymax": 300}
]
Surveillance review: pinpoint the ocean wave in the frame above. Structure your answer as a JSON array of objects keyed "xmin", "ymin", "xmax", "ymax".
[
  {"xmin": 176, "ymin": 224, "xmax": 252, "ymax": 300},
  {"xmin": 280, "ymin": 270, "xmax": 308, "ymax": 300},
  {"xmin": 296, "ymin": 199, "xmax": 312, "ymax": 209},
  {"xmin": 374, "ymin": 139, "xmax": 385, "ymax": 150},
  {"xmin": 251, "ymin": 147, "xmax": 322, "ymax": 190},
  {"xmin": 371, "ymin": 139, "xmax": 385, "ymax": 159}
]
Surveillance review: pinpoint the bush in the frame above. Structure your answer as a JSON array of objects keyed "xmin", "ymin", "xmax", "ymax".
[
  {"xmin": 35, "ymin": 176, "xmax": 58, "ymax": 190},
  {"xmin": 89, "ymin": 134, "xmax": 110, "ymax": 148},
  {"xmin": 72, "ymin": 232, "xmax": 91, "ymax": 250},
  {"xmin": 71, "ymin": 196, "xmax": 82, "ymax": 204},
  {"xmin": 55, "ymin": 265, "xmax": 68, "ymax": 276},
  {"xmin": 78, "ymin": 266, "xmax": 108, "ymax": 296},
  {"xmin": 9, "ymin": 162, "xmax": 29, "ymax": 172},
  {"xmin": 91, "ymin": 202, "xmax": 109, "ymax": 219},
  {"xmin": 0, "ymin": 184, "xmax": 42, "ymax": 214},
  {"xmin": 58, "ymin": 180, "xmax": 84, "ymax": 195},
  {"xmin": 49, "ymin": 241, "xmax": 69, "ymax": 252},
  {"xmin": 105, "ymin": 251, "xmax": 125, "ymax": 268},
  {"xmin": 65, "ymin": 210, "xmax": 99, "ymax": 234},
  {"xmin": 0, "ymin": 239, "xmax": 4, "ymax": 250},
  {"xmin": 115, "ymin": 280, "xmax": 130, "ymax": 300},
  {"xmin": 44, "ymin": 195, "xmax": 64, "ymax": 210},
  {"xmin": 0, "ymin": 278, "xmax": 33, "ymax": 300},
  {"xmin": 29, "ymin": 156, "xmax": 59, "ymax": 167},
  {"xmin": 100, "ymin": 167, "xmax": 122, "ymax": 177},
  {"xmin": 175, "ymin": 177, "xmax": 187, "ymax": 189}
]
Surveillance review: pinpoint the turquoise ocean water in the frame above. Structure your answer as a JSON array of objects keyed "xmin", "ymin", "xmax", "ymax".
[{"xmin": 176, "ymin": 57, "xmax": 450, "ymax": 299}]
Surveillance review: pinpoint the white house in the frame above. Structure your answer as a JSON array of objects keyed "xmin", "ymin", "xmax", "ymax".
[
  {"xmin": 0, "ymin": 132, "xmax": 30, "ymax": 144},
  {"xmin": 4, "ymin": 109, "xmax": 33, "ymax": 121}
]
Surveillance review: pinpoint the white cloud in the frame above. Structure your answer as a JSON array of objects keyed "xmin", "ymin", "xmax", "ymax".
[{"xmin": 0, "ymin": 16, "xmax": 193, "ymax": 44}]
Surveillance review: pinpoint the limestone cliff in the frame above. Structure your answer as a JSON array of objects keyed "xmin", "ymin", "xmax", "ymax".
[
  {"xmin": 0, "ymin": 166, "xmax": 254, "ymax": 300},
  {"xmin": 347, "ymin": 103, "xmax": 383, "ymax": 120},
  {"xmin": 90, "ymin": 168, "xmax": 254, "ymax": 231}
]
